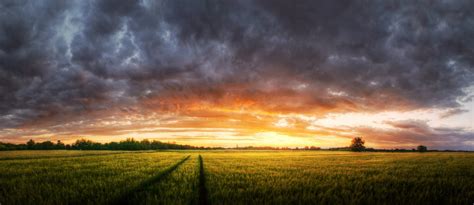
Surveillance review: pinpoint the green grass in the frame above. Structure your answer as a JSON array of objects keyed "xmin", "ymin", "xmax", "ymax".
[{"xmin": 0, "ymin": 150, "xmax": 473, "ymax": 204}]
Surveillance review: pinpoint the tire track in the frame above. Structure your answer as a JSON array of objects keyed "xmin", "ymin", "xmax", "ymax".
[
  {"xmin": 111, "ymin": 155, "xmax": 190, "ymax": 205},
  {"xmin": 198, "ymin": 155, "xmax": 210, "ymax": 205}
]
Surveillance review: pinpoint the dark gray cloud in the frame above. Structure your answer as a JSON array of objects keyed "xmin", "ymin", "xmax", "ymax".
[{"xmin": 0, "ymin": 0, "xmax": 473, "ymax": 131}]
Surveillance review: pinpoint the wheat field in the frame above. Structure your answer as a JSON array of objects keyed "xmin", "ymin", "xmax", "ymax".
[{"xmin": 0, "ymin": 150, "xmax": 472, "ymax": 204}]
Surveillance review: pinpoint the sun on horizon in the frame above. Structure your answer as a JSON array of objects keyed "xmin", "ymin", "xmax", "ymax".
[{"xmin": 0, "ymin": 0, "xmax": 473, "ymax": 151}]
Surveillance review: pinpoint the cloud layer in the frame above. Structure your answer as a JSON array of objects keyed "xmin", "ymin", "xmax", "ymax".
[{"xmin": 0, "ymin": 0, "xmax": 473, "ymax": 149}]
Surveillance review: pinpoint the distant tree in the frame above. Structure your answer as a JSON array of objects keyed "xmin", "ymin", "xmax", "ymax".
[
  {"xmin": 310, "ymin": 146, "xmax": 321, "ymax": 150},
  {"xmin": 37, "ymin": 141, "xmax": 55, "ymax": 150},
  {"xmin": 72, "ymin": 139, "xmax": 99, "ymax": 150},
  {"xmin": 56, "ymin": 140, "xmax": 66, "ymax": 149},
  {"xmin": 365, "ymin": 147, "xmax": 375, "ymax": 151},
  {"xmin": 0, "ymin": 138, "xmax": 206, "ymax": 151},
  {"xmin": 26, "ymin": 139, "xmax": 35, "ymax": 150},
  {"xmin": 0, "ymin": 143, "xmax": 7, "ymax": 151},
  {"xmin": 350, "ymin": 137, "xmax": 366, "ymax": 152},
  {"xmin": 120, "ymin": 138, "xmax": 141, "ymax": 150},
  {"xmin": 417, "ymin": 145, "xmax": 428, "ymax": 152}
]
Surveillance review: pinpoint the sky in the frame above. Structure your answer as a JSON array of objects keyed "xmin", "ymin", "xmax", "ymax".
[{"xmin": 0, "ymin": 0, "xmax": 473, "ymax": 150}]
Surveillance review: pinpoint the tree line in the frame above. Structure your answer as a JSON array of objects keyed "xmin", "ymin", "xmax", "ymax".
[
  {"xmin": 0, "ymin": 137, "xmax": 433, "ymax": 152},
  {"xmin": 0, "ymin": 138, "xmax": 215, "ymax": 151}
]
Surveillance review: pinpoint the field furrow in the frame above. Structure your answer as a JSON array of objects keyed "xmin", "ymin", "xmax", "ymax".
[
  {"xmin": 124, "ymin": 155, "xmax": 200, "ymax": 205},
  {"xmin": 115, "ymin": 155, "xmax": 191, "ymax": 204},
  {"xmin": 198, "ymin": 155, "xmax": 210, "ymax": 205}
]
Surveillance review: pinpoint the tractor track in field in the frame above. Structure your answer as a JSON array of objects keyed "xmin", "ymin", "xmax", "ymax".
[
  {"xmin": 111, "ymin": 155, "xmax": 190, "ymax": 205},
  {"xmin": 198, "ymin": 155, "xmax": 210, "ymax": 205}
]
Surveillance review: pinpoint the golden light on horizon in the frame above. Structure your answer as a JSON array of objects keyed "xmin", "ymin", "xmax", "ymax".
[
  {"xmin": 3, "ymin": 97, "xmax": 472, "ymax": 150},
  {"xmin": 1, "ymin": 0, "xmax": 474, "ymax": 151}
]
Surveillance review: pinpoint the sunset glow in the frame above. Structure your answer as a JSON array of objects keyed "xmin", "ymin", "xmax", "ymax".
[{"xmin": 0, "ymin": 0, "xmax": 473, "ymax": 150}]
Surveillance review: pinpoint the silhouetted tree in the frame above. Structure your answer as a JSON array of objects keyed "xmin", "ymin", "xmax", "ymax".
[
  {"xmin": 56, "ymin": 140, "xmax": 65, "ymax": 149},
  {"xmin": 37, "ymin": 141, "xmax": 55, "ymax": 150},
  {"xmin": 0, "ymin": 143, "xmax": 6, "ymax": 151},
  {"xmin": 417, "ymin": 145, "xmax": 427, "ymax": 152},
  {"xmin": 72, "ymin": 139, "xmax": 102, "ymax": 150},
  {"xmin": 310, "ymin": 146, "xmax": 321, "ymax": 150},
  {"xmin": 26, "ymin": 139, "xmax": 35, "ymax": 150},
  {"xmin": 0, "ymin": 138, "xmax": 208, "ymax": 151},
  {"xmin": 350, "ymin": 137, "xmax": 366, "ymax": 152}
]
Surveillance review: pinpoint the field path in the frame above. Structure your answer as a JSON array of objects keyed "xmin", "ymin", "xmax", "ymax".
[
  {"xmin": 111, "ymin": 155, "xmax": 190, "ymax": 205},
  {"xmin": 198, "ymin": 155, "xmax": 210, "ymax": 205}
]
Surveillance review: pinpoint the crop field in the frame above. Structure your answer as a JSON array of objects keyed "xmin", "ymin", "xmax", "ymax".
[{"xmin": 0, "ymin": 150, "xmax": 473, "ymax": 204}]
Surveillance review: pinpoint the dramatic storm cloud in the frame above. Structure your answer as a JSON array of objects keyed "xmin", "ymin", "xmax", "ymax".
[{"xmin": 1, "ymin": 0, "xmax": 473, "ymax": 149}]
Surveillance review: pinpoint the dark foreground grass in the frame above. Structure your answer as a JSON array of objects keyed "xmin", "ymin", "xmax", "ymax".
[{"xmin": 0, "ymin": 150, "xmax": 473, "ymax": 205}]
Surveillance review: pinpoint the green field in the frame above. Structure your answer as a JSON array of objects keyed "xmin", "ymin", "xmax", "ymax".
[{"xmin": 0, "ymin": 150, "xmax": 473, "ymax": 204}]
